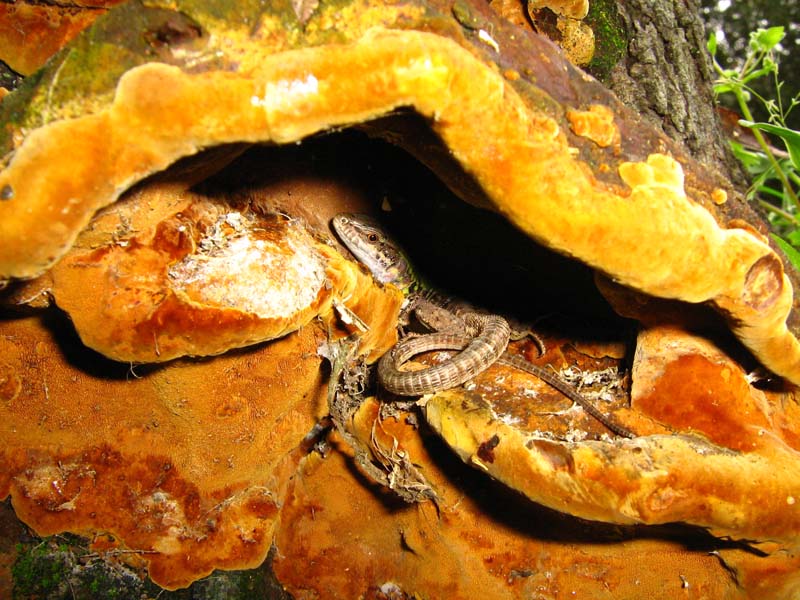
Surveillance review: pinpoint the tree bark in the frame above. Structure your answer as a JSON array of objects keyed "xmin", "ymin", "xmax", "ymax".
[{"xmin": 608, "ymin": 0, "xmax": 747, "ymax": 186}]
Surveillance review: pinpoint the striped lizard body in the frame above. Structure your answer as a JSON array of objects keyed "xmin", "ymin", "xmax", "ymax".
[
  {"xmin": 331, "ymin": 213, "xmax": 636, "ymax": 438},
  {"xmin": 377, "ymin": 313, "xmax": 511, "ymax": 396}
]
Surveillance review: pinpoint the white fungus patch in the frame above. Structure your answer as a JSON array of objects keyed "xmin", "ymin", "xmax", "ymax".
[{"xmin": 169, "ymin": 212, "xmax": 326, "ymax": 318}]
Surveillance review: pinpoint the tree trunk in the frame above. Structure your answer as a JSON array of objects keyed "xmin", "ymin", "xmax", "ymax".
[{"xmin": 609, "ymin": 0, "xmax": 748, "ymax": 184}]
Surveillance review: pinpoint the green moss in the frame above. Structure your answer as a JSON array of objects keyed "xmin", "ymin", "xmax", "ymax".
[
  {"xmin": 11, "ymin": 534, "xmax": 168, "ymax": 600},
  {"xmin": 12, "ymin": 538, "xmax": 76, "ymax": 598},
  {"xmin": 585, "ymin": 0, "xmax": 627, "ymax": 82},
  {"xmin": 11, "ymin": 533, "xmax": 291, "ymax": 599}
]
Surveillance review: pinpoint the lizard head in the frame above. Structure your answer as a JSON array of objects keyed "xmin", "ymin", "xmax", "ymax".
[{"xmin": 331, "ymin": 213, "xmax": 416, "ymax": 291}]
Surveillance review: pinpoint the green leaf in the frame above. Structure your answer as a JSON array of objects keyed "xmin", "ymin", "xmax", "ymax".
[
  {"xmin": 786, "ymin": 229, "xmax": 800, "ymax": 247},
  {"xmin": 753, "ymin": 26, "xmax": 785, "ymax": 52},
  {"xmin": 728, "ymin": 140, "xmax": 769, "ymax": 172},
  {"xmin": 707, "ymin": 32, "xmax": 717, "ymax": 56},
  {"xmin": 739, "ymin": 120, "xmax": 800, "ymax": 170},
  {"xmin": 771, "ymin": 234, "xmax": 800, "ymax": 272}
]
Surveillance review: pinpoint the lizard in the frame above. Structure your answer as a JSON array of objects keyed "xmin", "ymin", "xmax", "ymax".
[
  {"xmin": 332, "ymin": 213, "xmax": 511, "ymax": 393},
  {"xmin": 331, "ymin": 212, "xmax": 636, "ymax": 439}
]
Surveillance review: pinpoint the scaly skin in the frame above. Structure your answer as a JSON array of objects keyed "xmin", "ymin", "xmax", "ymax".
[
  {"xmin": 331, "ymin": 213, "xmax": 636, "ymax": 438},
  {"xmin": 377, "ymin": 313, "xmax": 511, "ymax": 396}
]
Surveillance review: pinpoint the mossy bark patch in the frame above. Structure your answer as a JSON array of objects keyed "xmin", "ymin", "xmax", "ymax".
[{"xmin": 585, "ymin": 0, "xmax": 626, "ymax": 81}]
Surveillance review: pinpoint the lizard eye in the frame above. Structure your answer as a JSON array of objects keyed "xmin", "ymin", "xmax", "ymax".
[{"xmin": 368, "ymin": 233, "xmax": 379, "ymax": 242}]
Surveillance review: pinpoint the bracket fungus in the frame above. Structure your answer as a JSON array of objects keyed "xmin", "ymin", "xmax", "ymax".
[{"xmin": 2, "ymin": 0, "xmax": 800, "ymax": 595}]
